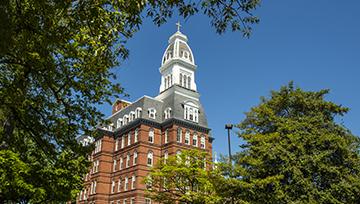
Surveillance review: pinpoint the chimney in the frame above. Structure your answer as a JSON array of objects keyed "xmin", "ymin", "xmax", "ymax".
[{"xmin": 112, "ymin": 99, "xmax": 131, "ymax": 114}]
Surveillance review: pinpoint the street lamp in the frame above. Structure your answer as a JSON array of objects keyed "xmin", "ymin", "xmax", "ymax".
[{"xmin": 225, "ymin": 124, "xmax": 233, "ymax": 164}]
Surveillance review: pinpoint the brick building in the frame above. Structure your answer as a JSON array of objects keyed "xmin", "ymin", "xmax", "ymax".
[{"xmin": 77, "ymin": 26, "xmax": 214, "ymax": 204}]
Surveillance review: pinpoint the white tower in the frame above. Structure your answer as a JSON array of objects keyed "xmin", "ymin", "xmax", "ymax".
[{"xmin": 159, "ymin": 22, "xmax": 198, "ymax": 93}]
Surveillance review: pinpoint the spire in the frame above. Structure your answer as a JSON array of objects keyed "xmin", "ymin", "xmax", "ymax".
[{"xmin": 176, "ymin": 21, "xmax": 181, "ymax": 32}]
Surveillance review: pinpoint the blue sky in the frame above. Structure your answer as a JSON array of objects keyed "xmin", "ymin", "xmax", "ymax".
[{"xmin": 101, "ymin": 0, "xmax": 360, "ymax": 156}]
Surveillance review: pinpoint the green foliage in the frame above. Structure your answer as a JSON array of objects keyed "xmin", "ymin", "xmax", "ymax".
[
  {"xmin": 145, "ymin": 150, "xmax": 221, "ymax": 204},
  {"xmin": 217, "ymin": 82, "xmax": 360, "ymax": 203},
  {"xmin": 0, "ymin": 0, "xmax": 260, "ymax": 202}
]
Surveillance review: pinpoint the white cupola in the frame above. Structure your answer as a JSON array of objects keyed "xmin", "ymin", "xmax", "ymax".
[{"xmin": 159, "ymin": 22, "xmax": 198, "ymax": 93}]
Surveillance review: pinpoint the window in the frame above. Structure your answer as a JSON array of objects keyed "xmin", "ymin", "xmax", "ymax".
[
  {"xmin": 111, "ymin": 180, "xmax": 115, "ymax": 193},
  {"xmin": 124, "ymin": 177, "xmax": 128, "ymax": 191},
  {"xmin": 79, "ymin": 190, "xmax": 83, "ymax": 201},
  {"xmin": 118, "ymin": 178, "xmax": 121, "ymax": 192},
  {"xmin": 131, "ymin": 175, "xmax": 136, "ymax": 189},
  {"xmin": 164, "ymin": 129, "xmax": 169, "ymax": 143},
  {"xmin": 123, "ymin": 115, "xmax": 128, "ymax": 125},
  {"xmin": 164, "ymin": 107, "xmax": 172, "ymax": 119},
  {"xmin": 121, "ymin": 136, "xmax": 125, "ymax": 149},
  {"xmin": 127, "ymin": 132, "xmax": 131, "ymax": 146},
  {"xmin": 188, "ymin": 76, "xmax": 191, "ymax": 89},
  {"xmin": 126, "ymin": 153, "xmax": 130, "ymax": 168},
  {"xmin": 113, "ymin": 159, "xmax": 117, "ymax": 172},
  {"xmin": 164, "ymin": 151, "xmax": 168, "ymax": 164},
  {"xmin": 180, "ymin": 73, "xmax": 183, "ymax": 86},
  {"xmin": 130, "ymin": 198, "xmax": 135, "ymax": 204},
  {"xmin": 177, "ymin": 128, "xmax": 182, "ymax": 143},
  {"xmin": 115, "ymin": 138, "xmax": 119, "ymax": 151},
  {"xmin": 95, "ymin": 140, "xmax": 102, "ymax": 153},
  {"xmin": 145, "ymin": 198, "xmax": 152, "ymax": 204},
  {"xmin": 120, "ymin": 157, "xmax": 123, "ymax": 170},
  {"xmin": 201, "ymin": 135, "xmax": 206, "ymax": 149},
  {"xmin": 134, "ymin": 128, "xmax": 139, "ymax": 143},
  {"xmin": 148, "ymin": 128, "xmax": 154, "ymax": 143},
  {"xmin": 83, "ymin": 189, "xmax": 87, "ymax": 200},
  {"xmin": 193, "ymin": 133, "xmax": 198, "ymax": 147},
  {"xmin": 185, "ymin": 130, "xmax": 190, "ymax": 145},
  {"xmin": 123, "ymin": 199, "xmax": 127, "ymax": 204},
  {"xmin": 148, "ymin": 108, "xmax": 156, "ymax": 119},
  {"xmin": 136, "ymin": 108, "xmax": 142, "ymax": 118},
  {"xmin": 130, "ymin": 111, "xmax": 135, "ymax": 121},
  {"xmin": 92, "ymin": 181, "xmax": 97, "ymax": 194},
  {"xmin": 93, "ymin": 160, "xmax": 99, "ymax": 173},
  {"xmin": 133, "ymin": 151, "xmax": 138, "ymax": 165},
  {"xmin": 176, "ymin": 150, "xmax": 182, "ymax": 163},
  {"xmin": 184, "ymin": 102, "xmax": 199, "ymax": 123},
  {"xmin": 165, "ymin": 77, "xmax": 168, "ymax": 89},
  {"xmin": 147, "ymin": 151, "xmax": 153, "ymax": 166},
  {"xmin": 117, "ymin": 118, "xmax": 123, "ymax": 128}
]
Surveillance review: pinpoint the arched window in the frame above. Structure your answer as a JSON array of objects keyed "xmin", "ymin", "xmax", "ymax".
[
  {"xmin": 126, "ymin": 153, "xmax": 130, "ymax": 168},
  {"xmin": 113, "ymin": 159, "xmax": 117, "ymax": 172},
  {"xmin": 193, "ymin": 132, "xmax": 198, "ymax": 147},
  {"xmin": 164, "ymin": 151, "xmax": 168, "ymax": 164},
  {"xmin": 123, "ymin": 115, "xmax": 128, "ymax": 125},
  {"xmin": 127, "ymin": 132, "xmax": 131, "ymax": 146},
  {"xmin": 133, "ymin": 150, "xmax": 138, "ymax": 165},
  {"xmin": 188, "ymin": 76, "xmax": 191, "ymax": 89},
  {"xmin": 131, "ymin": 175, "xmax": 136, "ymax": 189},
  {"xmin": 136, "ymin": 108, "xmax": 142, "ymax": 118},
  {"xmin": 177, "ymin": 128, "xmax": 182, "ymax": 143},
  {"xmin": 111, "ymin": 180, "xmax": 115, "ymax": 193},
  {"xmin": 183, "ymin": 75, "xmax": 187, "ymax": 88},
  {"xmin": 148, "ymin": 128, "xmax": 154, "ymax": 143},
  {"xmin": 147, "ymin": 151, "xmax": 153, "ymax": 166},
  {"xmin": 118, "ymin": 177, "xmax": 122, "ymax": 192},
  {"xmin": 148, "ymin": 108, "xmax": 156, "ymax": 119},
  {"xmin": 165, "ymin": 129, "xmax": 169, "ymax": 143},
  {"xmin": 164, "ymin": 107, "xmax": 172, "ymax": 119},
  {"xmin": 176, "ymin": 150, "xmax": 182, "ymax": 163},
  {"xmin": 124, "ymin": 177, "xmax": 128, "ymax": 191},
  {"xmin": 117, "ymin": 118, "xmax": 123, "ymax": 128},
  {"xmin": 121, "ymin": 136, "xmax": 125, "ymax": 149},
  {"xmin": 134, "ymin": 128, "xmax": 139, "ymax": 143},
  {"xmin": 120, "ymin": 157, "xmax": 123, "ymax": 170},
  {"xmin": 201, "ymin": 135, "xmax": 206, "ymax": 149},
  {"xmin": 164, "ymin": 77, "xmax": 168, "ymax": 89},
  {"xmin": 185, "ymin": 130, "xmax": 190, "ymax": 145},
  {"xmin": 180, "ymin": 73, "xmax": 183, "ymax": 86}
]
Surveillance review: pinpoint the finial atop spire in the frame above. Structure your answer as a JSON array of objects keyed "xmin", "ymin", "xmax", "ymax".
[{"xmin": 176, "ymin": 21, "xmax": 181, "ymax": 32}]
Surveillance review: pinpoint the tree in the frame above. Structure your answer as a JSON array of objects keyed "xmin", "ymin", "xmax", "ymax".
[
  {"xmin": 145, "ymin": 150, "xmax": 221, "ymax": 204},
  {"xmin": 0, "ymin": 0, "xmax": 260, "ymax": 202},
  {"xmin": 217, "ymin": 82, "xmax": 360, "ymax": 203}
]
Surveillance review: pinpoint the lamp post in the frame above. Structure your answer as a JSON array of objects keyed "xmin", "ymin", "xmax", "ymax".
[{"xmin": 225, "ymin": 124, "xmax": 233, "ymax": 164}]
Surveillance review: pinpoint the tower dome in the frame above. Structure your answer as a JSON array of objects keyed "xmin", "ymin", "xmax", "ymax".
[{"xmin": 161, "ymin": 25, "xmax": 195, "ymax": 66}]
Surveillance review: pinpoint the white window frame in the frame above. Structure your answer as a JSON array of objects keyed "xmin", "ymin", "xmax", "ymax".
[
  {"xmin": 177, "ymin": 128, "xmax": 182, "ymax": 143},
  {"xmin": 201, "ymin": 135, "xmax": 206, "ymax": 149},
  {"xmin": 147, "ymin": 151, "xmax": 153, "ymax": 166},
  {"xmin": 133, "ymin": 151, "xmax": 138, "ymax": 165},
  {"xmin": 134, "ymin": 128, "xmax": 139, "ymax": 143},
  {"xmin": 164, "ymin": 129, "xmax": 169, "ymax": 143},
  {"xmin": 118, "ymin": 178, "xmax": 121, "ymax": 192},
  {"xmin": 127, "ymin": 132, "xmax": 131, "ymax": 146},
  {"xmin": 131, "ymin": 175, "xmax": 136, "ymax": 189},
  {"xmin": 148, "ymin": 108, "xmax": 156, "ymax": 119},
  {"xmin": 113, "ymin": 159, "xmax": 117, "ymax": 172},
  {"xmin": 124, "ymin": 177, "xmax": 128, "ymax": 191},
  {"xmin": 193, "ymin": 133, "xmax": 198, "ymax": 147},
  {"xmin": 148, "ymin": 128, "xmax": 154, "ymax": 143},
  {"xmin": 185, "ymin": 130, "xmax": 190, "ymax": 145},
  {"xmin": 126, "ymin": 153, "xmax": 130, "ymax": 168}
]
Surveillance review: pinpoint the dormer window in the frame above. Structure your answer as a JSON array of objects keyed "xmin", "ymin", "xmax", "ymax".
[
  {"xmin": 164, "ymin": 107, "xmax": 172, "ymax": 120},
  {"xmin": 136, "ymin": 107, "xmax": 142, "ymax": 118},
  {"xmin": 117, "ymin": 118, "xmax": 123, "ymax": 128},
  {"xmin": 148, "ymin": 108, "xmax": 156, "ymax": 119},
  {"xmin": 184, "ymin": 101, "xmax": 199, "ymax": 123}
]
